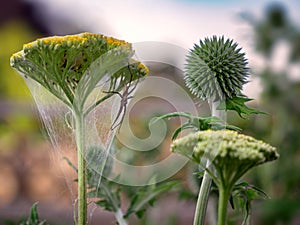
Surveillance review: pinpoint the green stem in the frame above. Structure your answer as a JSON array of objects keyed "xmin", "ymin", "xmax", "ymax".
[
  {"xmin": 193, "ymin": 165, "xmax": 212, "ymax": 225},
  {"xmin": 115, "ymin": 209, "xmax": 128, "ymax": 225},
  {"xmin": 193, "ymin": 100, "xmax": 221, "ymax": 225},
  {"xmin": 218, "ymin": 186, "xmax": 230, "ymax": 225},
  {"xmin": 100, "ymin": 181, "xmax": 128, "ymax": 225},
  {"xmin": 75, "ymin": 112, "xmax": 87, "ymax": 225}
]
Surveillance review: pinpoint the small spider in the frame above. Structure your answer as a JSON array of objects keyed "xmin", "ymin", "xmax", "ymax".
[{"xmin": 104, "ymin": 63, "xmax": 140, "ymax": 130}]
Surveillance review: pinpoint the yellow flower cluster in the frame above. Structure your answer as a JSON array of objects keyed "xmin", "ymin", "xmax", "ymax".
[
  {"xmin": 20, "ymin": 32, "xmax": 129, "ymax": 51},
  {"xmin": 138, "ymin": 61, "xmax": 149, "ymax": 75},
  {"xmin": 102, "ymin": 36, "xmax": 128, "ymax": 47},
  {"xmin": 10, "ymin": 32, "xmax": 148, "ymax": 106},
  {"xmin": 25, "ymin": 35, "xmax": 87, "ymax": 48},
  {"xmin": 11, "ymin": 51, "xmax": 23, "ymax": 61}
]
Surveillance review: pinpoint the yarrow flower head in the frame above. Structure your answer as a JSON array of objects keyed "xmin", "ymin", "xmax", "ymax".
[
  {"xmin": 10, "ymin": 32, "xmax": 148, "ymax": 108},
  {"xmin": 171, "ymin": 130, "xmax": 278, "ymax": 188},
  {"xmin": 185, "ymin": 36, "xmax": 249, "ymax": 101}
]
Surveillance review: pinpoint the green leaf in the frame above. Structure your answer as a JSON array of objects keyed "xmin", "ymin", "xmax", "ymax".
[
  {"xmin": 135, "ymin": 209, "xmax": 146, "ymax": 219},
  {"xmin": 29, "ymin": 203, "xmax": 39, "ymax": 223},
  {"xmin": 218, "ymin": 96, "xmax": 266, "ymax": 118},
  {"xmin": 229, "ymin": 194, "xmax": 235, "ymax": 210},
  {"xmin": 193, "ymin": 171, "xmax": 205, "ymax": 178},
  {"xmin": 96, "ymin": 199, "xmax": 116, "ymax": 212},
  {"xmin": 20, "ymin": 203, "xmax": 47, "ymax": 225},
  {"xmin": 232, "ymin": 182, "xmax": 269, "ymax": 225},
  {"xmin": 233, "ymin": 182, "xmax": 269, "ymax": 200},
  {"xmin": 125, "ymin": 180, "xmax": 179, "ymax": 219},
  {"xmin": 90, "ymin": 176, "xmax": 121, "ymax": 213},
  {"xmin": 150, "ymin": 112, "xmax": 192, "ymax": 125},
  {"xmin": 178, "ymin": 187, "xmax": 197, "ymax": 201},
  {"xmin": 151, "ymin": 112, "xmax": 241, "ymax": 140},
  {"xmin": 172, "ymin": 123, "xmax": 195, "ymax": 140},
  {"xmin": 63, "ymin": 155, "xmax": 122, "ymax": 214}
]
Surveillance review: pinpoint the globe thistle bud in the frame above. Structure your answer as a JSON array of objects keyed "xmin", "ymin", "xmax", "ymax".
[{"xmin": 185, "ymin": 36, "xmax": 249, "ymax": 101}]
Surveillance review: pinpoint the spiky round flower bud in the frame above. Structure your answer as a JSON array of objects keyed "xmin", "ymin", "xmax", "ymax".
[
  {"xmin": 171, "ymin": 130, "xmax": 278, "ymax": 188},
  {"xmin": 185, "ymin": 36, "xmax": 249, "ymax": 101}
]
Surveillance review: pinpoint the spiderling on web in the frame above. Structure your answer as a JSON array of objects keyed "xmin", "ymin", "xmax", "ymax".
[{"xmin": 104, "ymin": 62, "xmax": 146, "ymax": 130}]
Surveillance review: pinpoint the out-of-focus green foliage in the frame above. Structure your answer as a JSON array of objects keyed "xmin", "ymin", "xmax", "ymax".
[
  {"xmin": 244, "ymin": 2, "xmax": 300, "ymax": 61},
  {"xmin": 20, "ymin": 203, "xmax": 47, "ymax": 225},
  {"xmin": 0, "ymin": 21, "xmax": 47, "ymax": 149},
  {"xmin": 2, "ymin": 203, "xmax": 48, "ymax": 225},
  {"xmin": 0, "ymin": 109, "xmax": 40, "ymax": 153},
  {"xmin": 0, "ymin": 20, "xmax": 37, "ymax": 99},
  {"xmin": 235, "ymin": 3, "xmax": 300, "ymax": 225}
]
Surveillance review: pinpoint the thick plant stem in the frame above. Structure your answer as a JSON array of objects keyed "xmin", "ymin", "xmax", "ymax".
[
  {"xmin": 193, "ymin": 167, "xmax": 212, "ymax": 225},
  {"xmin": 193, "ymin": 100, "xmax": 221, "ymax": 225},
  {"xmin": 115, "ymin": 209, "xmax": 128, "ymax": 225},
  {"xmin": 217, "ymin": 187, "xmax": 230, "ymax": 225},
  {"xmin": 75, "ymin": 112, "xmax": 87, "ymax": 225}
]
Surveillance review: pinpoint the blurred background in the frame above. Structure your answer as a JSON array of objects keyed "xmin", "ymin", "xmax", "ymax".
[{"xmin": 0, "ymin": 0, "xmax": 300, "ymax": 224}]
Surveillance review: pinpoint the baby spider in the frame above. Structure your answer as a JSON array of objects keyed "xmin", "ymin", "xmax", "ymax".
[{"xmin": 104, "ymin": 63, "xmax": 140, "ymax": 130}]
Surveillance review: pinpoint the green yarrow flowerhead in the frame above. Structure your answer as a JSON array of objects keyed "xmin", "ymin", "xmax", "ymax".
[
  {"xmin": 10, "ymin": 32, "xmax": 148, "ymax": 107},
  {"xmin": 171, "ymin": 130, "xmax": 278, "ymax": 187},
  {"xmin": 185, "ymin": 36, "xmax": 249, "ymax": 101}
]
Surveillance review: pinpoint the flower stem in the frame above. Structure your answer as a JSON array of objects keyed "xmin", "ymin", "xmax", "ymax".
[
  {"xmin": 75, "ymin": 112, "xmax": 87, "ymax": 225},
  {"xmin": 115, "ymin": 208, "xmax": 128, "ymax": 225},
  {"xmin": 217, "ymin": 186, "xmax": 230, "ymax": 225},
  {"xmin": 193, "ymin": 100, "xmax": 221, "ymax": 225},
  {"xmin": 193, "ymin": 165, "xmax": 212, "ymax": 225}
]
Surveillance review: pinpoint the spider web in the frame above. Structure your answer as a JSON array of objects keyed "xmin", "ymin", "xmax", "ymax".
[{"xmin": 24, "ymin": 72, "xmax": 119, "ymax": 219}]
